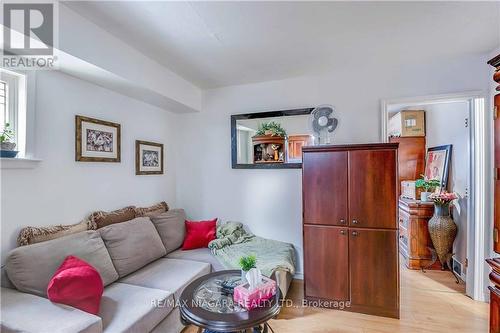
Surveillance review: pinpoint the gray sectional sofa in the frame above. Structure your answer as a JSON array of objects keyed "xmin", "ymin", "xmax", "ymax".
[{"xmin": 0, "ymin": 209, "xmax": 292, "ymax": 333}]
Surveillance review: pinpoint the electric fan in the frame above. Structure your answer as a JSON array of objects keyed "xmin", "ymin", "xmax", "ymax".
[{"xmin": 310, "ymin": 105, "xmax": 338, "ymax": 145}]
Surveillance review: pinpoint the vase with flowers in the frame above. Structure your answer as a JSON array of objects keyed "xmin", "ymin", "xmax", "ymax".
[{"xmin": 428, "ymin": 191, "xmax": 458, "ymax": 270}]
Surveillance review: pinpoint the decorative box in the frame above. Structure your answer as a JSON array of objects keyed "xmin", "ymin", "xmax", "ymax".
[
  {"xmin": 233, "ymin": 276, "xmax": 277, "ymax": 310},
  {"xmin": 401, "ymin": 180, "xmax": 421, "ymax": 200}
]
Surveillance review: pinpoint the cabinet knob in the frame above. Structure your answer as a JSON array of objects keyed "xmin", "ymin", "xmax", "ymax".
[
  {"xmin": 340, "ymin": 219, "xmax": 346, "ymax": 225},
  {"xmin": 352, "ymin": 231, "xmax": 359, "ymax": 236},
  {"xmin": 352, "ymin": 219, "xmax": 359, "ymax": 225},
  {"xmin": 340, "ymin": 230, "xmax": 346, "ymax": 235}
]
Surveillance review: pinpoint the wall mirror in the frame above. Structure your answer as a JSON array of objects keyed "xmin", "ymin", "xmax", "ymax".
[{"xmin": 231, "ymin": 108, "xmax": 314, "ymax": 169}]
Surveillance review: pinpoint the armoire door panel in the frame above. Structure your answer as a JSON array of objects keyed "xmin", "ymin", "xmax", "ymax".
[
  {"xmin": 303, "ymin": 151, "xmax": 348, "ymax": 226},
  {"xmin": 304, "ymin": 225, "xmax": 349, "ymax": 300},
  {"xmin": 348, "ymin": 150, "xmax": 397, "ymax": 229},
  {"xmin": 349, "ymin": 228, "xmax": 399, "ymax": 311}
]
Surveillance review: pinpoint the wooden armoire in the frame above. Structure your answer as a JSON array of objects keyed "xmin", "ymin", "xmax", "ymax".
[
  {"xmin": 302, "ymin": 143, "xmax": 400, "ymax": 319},
  {"xmin": 487, "ymin": 54, "xmax": 500, "ymax": 333}
]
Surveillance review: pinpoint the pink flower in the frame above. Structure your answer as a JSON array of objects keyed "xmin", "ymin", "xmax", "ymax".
[{"xmin": 429, "ymin": 191, "xmax": 458, "ymax": 205}]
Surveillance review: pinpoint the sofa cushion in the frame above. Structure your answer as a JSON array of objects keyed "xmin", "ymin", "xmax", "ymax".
[
  {"xmin": 151, "ymin": 307, "xmax": 184, "ymax": 333},
  {"xmin": 1, "ymin": 287, "xmax": 102, "ymax": 333},
  {"xmin": 100, "ymin": 282, "xmax": 174, "ymax": 333},
  {"xmin": 90, "ymin": 206, "xmax": 136, "ymax": 229},
  {"xmin": 150, "ymin": 209, "xmax": 186, "ymax": 253},
  {"xmin": 182, "ymin": 219, "xmax": 217, "ymax": 250},
  {"xmin": 165, "ymin": 248, "xmax": 225, "ymax": 272},
  {"xmin": 5, "ymin": 231, "xmax": 119, "ymax": 297},
  {"xmin": 17, "ymin": 220, "xmax": 91, "ymax": 246},
  {"xmin": 99, "ymin": 217, "xmax": 167, "ymax": 277},
  {"xmin": 119, "ymin": 258, "xmax": 210, "ymax": 299},
  {"xmin": 1, "ymin": 266, "xmax": 14, "ymax": 289},
  {"xmin": 135, "ymin": 202, "xmax": 169, "ymax": 218},
  {"xmin": 47, "ymin": 256, "xmax": 104, "ymax": 315}
]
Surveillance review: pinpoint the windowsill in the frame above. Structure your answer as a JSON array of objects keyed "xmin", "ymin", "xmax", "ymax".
[{"xmin": 0, "ymin": 157, "xmax": 42, "ymax": 169}]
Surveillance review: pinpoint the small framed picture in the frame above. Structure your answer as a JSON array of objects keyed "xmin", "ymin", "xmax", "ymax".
[
  {"xmin": 75, "ymin": 115, "xmax": 121, "ymax": 162},
  {"xmin": 424, "ymin": 145, "xmax": 452, "ymax": 190},
  {"xmin": 136, "ymin": 140, "xmax": 164, "ymax": 175}
]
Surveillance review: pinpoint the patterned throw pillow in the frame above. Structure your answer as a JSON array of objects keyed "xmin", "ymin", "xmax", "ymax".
[
  {"xmin": 89, "ymin": 206, "xmax": 136, "ymax": 229},
  {"xmin": 134, "ymin": 201, "xmax": 169, "ymax": 218},
  {"xmin": 17, "ymin": 220, "xmax": 92, "ymax": 246}
]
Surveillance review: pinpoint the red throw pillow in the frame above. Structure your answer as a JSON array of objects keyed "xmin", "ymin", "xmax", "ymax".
[
  {"xmin": 182, "ymin": 218, "xmax": 217, "ymax": 250},
  {"xmin": 47, "ymin": 256, "xmax": 104, "ymax": 315}
]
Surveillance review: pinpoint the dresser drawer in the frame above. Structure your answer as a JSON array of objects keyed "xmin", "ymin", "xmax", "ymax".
[
  {"xmin": 398, "ymin": 209, "xmax": 410, "ymax": 230},
  {"xmin": 399, "ymin": 225, "xmax": 408, "ymax": 252}
]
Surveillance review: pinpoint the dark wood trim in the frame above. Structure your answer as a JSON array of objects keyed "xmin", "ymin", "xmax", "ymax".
[
  {"xmin": 231, "ymin": 108, "xmax": 314, "ymax": 169},
  {"xmin": 75, "ymin": 115, "xmax": 121, "ymax": 162},
  {"xmin": 135, "ymin": 140, "xmax": 164, "ymax": 175},
  {"xmin": 302, "ymin": 143, "xmax": 399, "ymax": 153},
  {"xmin": 303, "ymin": 295, "xmax": 399, "ymax": 319},
  {"xmin": 488, "ymin": 54, "xmax": 500, "ymax": 68}
]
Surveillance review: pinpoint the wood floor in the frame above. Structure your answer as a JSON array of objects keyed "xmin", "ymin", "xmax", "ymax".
[{"xmin": 183, "ymin": 266, "xmax": 489, "ymax": 333}]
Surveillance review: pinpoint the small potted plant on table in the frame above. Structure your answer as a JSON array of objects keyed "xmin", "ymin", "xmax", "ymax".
[
  {"xmin": 0, "ymin": 123, "xmax": 18, "ymax": 158},
  {"xmin": 239, "ymin": 255, "xmax": 257, "ymax": 283},
  {"xmin": 415, "ymin": 175, "xmax": 441, "ymax": 202}
]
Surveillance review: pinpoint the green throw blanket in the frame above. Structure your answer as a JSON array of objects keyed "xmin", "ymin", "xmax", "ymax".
[{"xmin": 208, "ymin": 221, "xmax": 296, "ymax": 277}]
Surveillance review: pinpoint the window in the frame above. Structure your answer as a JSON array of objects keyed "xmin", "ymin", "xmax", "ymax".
[
  {"xmin": 0, "ymin": 81, "xmax": 6, "ymax": 127},
  {"xmin": 0, "ymin": 69, "xmax": 26, "ymax": 157}
]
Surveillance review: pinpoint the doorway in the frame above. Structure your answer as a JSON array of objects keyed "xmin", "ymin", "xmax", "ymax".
[{"xmin": 381, "ymin": 92, "xmax": 490, "ymax": 301}]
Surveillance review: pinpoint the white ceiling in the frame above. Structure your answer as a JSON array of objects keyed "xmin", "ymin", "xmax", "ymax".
[{"xmin": 64, "ymin": 1, "xmax": 500, "ymax": 89}]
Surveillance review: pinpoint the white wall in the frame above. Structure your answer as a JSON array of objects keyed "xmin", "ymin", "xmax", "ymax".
[
  {"xmin": 175, "ymin": 54, "xmax": 490, "ymax": 276},
  {"xmin": 425, "ymin": 101, "xmax": 470, "ymax": 269},
  {"xmin": 0, "ymin": 70, "xmax": 178, "ymax": 262}
]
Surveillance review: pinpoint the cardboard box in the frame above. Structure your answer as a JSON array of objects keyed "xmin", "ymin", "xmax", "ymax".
[
  {"xmin": 388, "ymin": 110, "xmax": 425, "ymax": 137},
  {"xmin": 401, "ymin": 180, "xmax": 422, "ymax": 200}
]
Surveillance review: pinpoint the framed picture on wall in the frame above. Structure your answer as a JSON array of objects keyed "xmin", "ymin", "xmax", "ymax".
[
  {"xmin": 424, "ymin": 145, "xmax": 452, "ymax": 190},
  {"xmin": 136, "ymin": 140, "xmax": 164, "ymax": 175},
  {"xmin": 75, "ymin": 115, "xmax": 121, "ymax": 162}
]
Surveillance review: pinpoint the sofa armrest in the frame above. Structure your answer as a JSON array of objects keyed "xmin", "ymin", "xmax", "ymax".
[{"xmin": 1, "ymin": 287, "xmax": 102, "ymax": 333}]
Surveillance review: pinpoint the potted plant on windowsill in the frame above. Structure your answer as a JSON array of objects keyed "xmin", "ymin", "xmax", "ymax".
[
  {"xmin": 415, "ymin": 175, "xmax": 441, "ymax": 202},
  {"xmin": 239, "ymin": 254, "xmax": 257, "ymax": 283},
  {"xmin": 0, "ymin": 123, "xmax": 18, "ymax": 158}
]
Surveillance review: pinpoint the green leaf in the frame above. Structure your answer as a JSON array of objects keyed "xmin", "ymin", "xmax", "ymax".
[{"xmin": 239, "ymin": 255, "xmax": 257, "ymax": 271}]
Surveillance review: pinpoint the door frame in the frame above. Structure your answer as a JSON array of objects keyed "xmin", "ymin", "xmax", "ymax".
[{"xmin": 380, "ymin": 91, "xmax": 492, "ymax": 302}]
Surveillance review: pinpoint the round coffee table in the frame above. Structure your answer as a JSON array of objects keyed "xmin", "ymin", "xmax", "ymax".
[{"xmin": 179, "ymin": 270, "xmax": 281, "ymax": 333}]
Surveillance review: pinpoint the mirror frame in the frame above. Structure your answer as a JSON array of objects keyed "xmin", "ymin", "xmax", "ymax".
[{"xmin": 231, "ymin": 108, "xmax": 314, "ymax": 169}]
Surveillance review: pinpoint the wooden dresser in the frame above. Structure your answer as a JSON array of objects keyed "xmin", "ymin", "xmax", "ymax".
[
  {"xmin": 487, "ymin": 54, "xmax": 500, "ymax": 333},
  {"xmin": 399, "ymin": 198, "xmax": 440, "ymax": 270},
  {"xmin": 302, "ymin": 143, "xmax": 400, "ymax": 319},
  {"xmin": 389, "ymin": 137, "xmax": 426, "ymax": 196}
]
